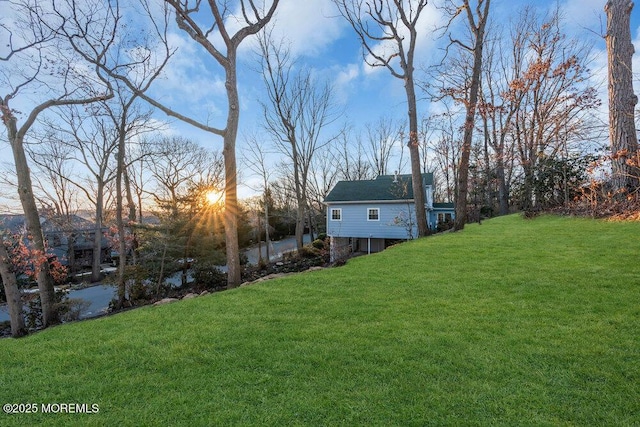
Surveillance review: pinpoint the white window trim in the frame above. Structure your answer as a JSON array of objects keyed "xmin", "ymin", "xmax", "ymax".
[
  {"xmin": 331, "ymin": 208, "xmax": 342, "ymax": 221},
  {"xmin": 367, "ymin": 207, "xmax": 380, "ymax": 221}
]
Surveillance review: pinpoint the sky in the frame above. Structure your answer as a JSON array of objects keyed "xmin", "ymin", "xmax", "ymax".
[
  {"xmin": 151, "ymin": 0, "xmax": 639, "ymax": 195},
  {"xmin": 1, "ymin": 0, "xmax": 639, "ymax": 211}
]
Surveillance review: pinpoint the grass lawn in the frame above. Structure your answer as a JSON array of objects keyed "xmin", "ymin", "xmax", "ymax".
[{"xmin": 1, "ymin": 214, "xmax": 638, "ymax": 426}]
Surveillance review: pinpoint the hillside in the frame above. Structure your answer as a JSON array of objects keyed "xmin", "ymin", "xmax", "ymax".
[{"xmin": 1, "ymin": 215, "xmax": 638, "ymax": 426}]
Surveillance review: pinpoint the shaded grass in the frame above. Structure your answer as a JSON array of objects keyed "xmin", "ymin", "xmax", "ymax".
[{"xmin": 1, "ymin": 215, "xmax": 638, "ymax": 426}]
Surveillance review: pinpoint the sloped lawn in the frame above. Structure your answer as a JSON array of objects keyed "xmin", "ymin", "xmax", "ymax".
[{"xmin": 1, "ymin": 215, "xmax": 638, "ymax": 426}]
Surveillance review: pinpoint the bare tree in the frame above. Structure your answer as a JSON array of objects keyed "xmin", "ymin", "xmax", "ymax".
[
  {"xmin": 605, "ymin": 0, "xmax": 639, "ymax": 194},
  {"xmin": 427, "ymin": 106, "xmax": 463, "ymax": 202},
  {"xmin": 242, "ymin": 134, "xmax": 274, "ymax": 262},
  {"xmin": 108, "ymin": 88, "xmax": 158, "ymax": 305},
  {"xmin": 333, "ymin": 126, "xmax": 375, "ymax": 181},
  {"xmin": 1, "ymin": 0, "xmax": 115, "ymax": 327},
  {"xmin": 92, "ymin": 0, "xmax": 280, "ymax": 287},
  {"xmin": 435, "ymin": 0, "xmax": 491, "ymax": 230},
  {"xmin": 258, "ymin": 33, "xmax": 338, "ymax": 250},
  {"xmin": 333, "ymin": 0, "xmax": 429, "ymax": 236},
  {"xmin": 366, "ymin": 116, "xmax": 405, "ymax": 176},
  {"xmin": 308, "ymin": 143, "xmax": 342, "ymax": 234},
  {"xmin": 27, "ymin": 134, "xmax": 79, "ymax": 219},
  {"xmin": 43, "ymin": 106, "xmax": 119, "ymax": 281},
  {"xmin": 147, "ymin": 137, "xmax": 222, "ymax": 216},
  {"xmin": 507, "ymin": 9, "xmax": 600, "ymax": 210},
  {"xmin": 127, "ymin": 139, "xmax": 155, "ymax": 224},
  {"xmin": 476, "ymin": 21, "xmax": 524, "ymax": 215},
  {"xmin": 147, "ymin": 136, "xmax": 224, "ymax": 286}
]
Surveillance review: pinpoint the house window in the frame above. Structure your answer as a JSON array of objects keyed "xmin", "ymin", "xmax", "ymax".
[
  {"xmin": 331, "ymin": 208, "xmax": 342, "ymax": 221},
  {"xmin": 368, "ymin": 208, "xmax": 380, "ymax": 221},
  {"xmin": 438, "ymin": 212, "xmax": 453, "ymax": 223}
]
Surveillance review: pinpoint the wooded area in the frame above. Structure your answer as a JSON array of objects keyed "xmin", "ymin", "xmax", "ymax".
[{"xmin": 1, "ymin": 0, "xmax": 638, "ymax": 336}]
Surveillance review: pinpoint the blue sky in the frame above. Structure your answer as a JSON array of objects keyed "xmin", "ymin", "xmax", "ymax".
[
  {"xmin": 1, "ymin": 0, "xmax": 639, "ymax": 209},
  {"xmin": 148, "ymin": 0, "xmax": 638, "ymax": 196}
]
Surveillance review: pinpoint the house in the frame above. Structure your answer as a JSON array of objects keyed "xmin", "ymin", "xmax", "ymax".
[
  {"xmin": 0, "ymin": 214, "xmax": 112, "ymax": 272},
  {"xmin": 323, "ymin": 173, "xmax": 455, "ymax": 261}
]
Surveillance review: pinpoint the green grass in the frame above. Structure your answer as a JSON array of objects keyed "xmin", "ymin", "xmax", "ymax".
[{"xmin": 1, "ymin": 215, "xmax": 638, "ymax": 426}]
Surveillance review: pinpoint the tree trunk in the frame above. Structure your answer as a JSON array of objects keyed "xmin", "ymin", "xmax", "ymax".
[
  {"xmin": 0, "ymin": 243, "xmax": 27, "ymax": 337},
  {"xmin": 223, "ymin": 56, "xmax": 241, "ymax": 288},
  {"xmin": 116, "ymin": 119, "xmax": 128, "ymax": 308},
  {"xmin": 5, "ymin": 120, "xmax": 58, "ymax": 326},
  {"xmin": 123, "ymin": 167, "xmax": 138, "ymax": 264},
  {"xmin": 405, "ymin": 76, "xmax": 428, "ymax": 237},
  {"xmin": 91, "ymin": 180, "xmax": 104, "ymax": 282},
  {"xmin": 605, "ymin": 0, "xmax": 639, "ymax": 194},
  {"xmin": 264, "ymin": 187, "xmax": 271, "ymax": 261},
  {"xmin": 454, "ymin": 0, "xmax": 491, "ymax": 231},
  {"xmin": 496, "ymin": 155, "xmax": 509, "ymax": 215}
]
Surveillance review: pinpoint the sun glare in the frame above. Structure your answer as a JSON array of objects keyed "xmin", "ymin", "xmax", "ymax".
[{"xmin": 205, "ymin": 189, "xmax": 222, "ymax": 205}]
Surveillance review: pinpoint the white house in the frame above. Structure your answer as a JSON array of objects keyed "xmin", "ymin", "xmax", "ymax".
[{"xmin": 323, "ymin": 174, "xmax": 455, "ymax": 261}]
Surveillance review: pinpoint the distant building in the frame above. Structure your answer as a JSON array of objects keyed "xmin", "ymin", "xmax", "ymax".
[
  {"xmin": 0, "ymin": 214, "xmax": 111, "ymax": 272},
  {"xmin": 323, "ymin": 174, "xmax": 455, "ymax": 261}
]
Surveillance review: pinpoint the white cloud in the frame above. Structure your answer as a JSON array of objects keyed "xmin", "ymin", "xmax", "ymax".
[
  {"xmin": 150, "ymin": 31, "xmax": 227, "ymax": 121},
  {"xmin": 334, "ymin": 64, "xmax": 360, "ymax": 88},
  {"xmin": 264, "ymin": 0, "xmax": 345, "ymax": 58},
  {"xmin": 560, "ymin": 0, "xmax": 605, "ymax": 34}
]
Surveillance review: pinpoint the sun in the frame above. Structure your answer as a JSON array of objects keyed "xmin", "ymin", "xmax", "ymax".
[{"xmin": 205, "ymin": 189, "xmax": 223, "ymax": 205}]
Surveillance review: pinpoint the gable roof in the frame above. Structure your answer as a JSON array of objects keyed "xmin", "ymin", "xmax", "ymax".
[
  {"xmin": 324, "ymin": 173, "xmax": 434, "ymax": 203},
  {"xmin": 0, "ymin": 214, "xmax": 27, "ymax": 233}
]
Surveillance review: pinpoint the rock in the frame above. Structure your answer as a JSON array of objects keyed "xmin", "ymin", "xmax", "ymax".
[
  {"xmin": 276, "ymin": 262, "xmax": 284, "ymax": 266},
  {"xmin": 182, "ymin": 293, "xmax": 198, "ymax": 300},
  {"xmin": 200, "ymin": 290, "xmax": 210, "ymax": 296},
  {"xmin": 153, "ymin": 298, "xmax": 179, "ymax": 306},
  {"xmin": 241, "ymin": 272, "xmax": 290, "ymax": 287}
]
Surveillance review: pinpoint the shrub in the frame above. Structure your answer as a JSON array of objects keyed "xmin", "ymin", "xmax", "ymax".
[
  {"xmin": 298, "ymin": 246, "xmax": 320, "ymax": 259},
  {"xmin": 192, "ymin": 263, "xmax": 227, "ymax": 291},
  {"xmin": 312, "ymin": 239, "xmax": 326, "ymax": 250},
  {"xmin": 57, "ymin": 298, "xmax": 91, "ymax": 322},
  {"xmin": 24, "ymin": 288, "xmax": 69, "ymax": 329}
]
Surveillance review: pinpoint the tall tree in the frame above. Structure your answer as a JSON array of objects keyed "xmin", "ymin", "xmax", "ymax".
[
  {"xmin": 439, "ymin": 0, "xmax": 491, "ymax": 230},
  {"xmin": 43, "ymin": 106, "xmax": 119, "ymax": 281},
  {"xmin": 0, "ymin": 233, "xmax": 26, "ymax": 337},
  {"xmin": 507, "ymin": 9, "xmax": 599, "ymax": 210},
  {"xmin": 476, "ymin": 21, "xmax": 524, "ymax": 215},
  {"xmin": 605, "ymin": 0, "xmax": 639, "ymax": 194},
  {"xmin": 1, "ymin": 0, "xmax": 115, "ymax": 327},
  {"xmin": 333, "ymin": 126, "xmax": 375, "ymax": 181},
  {"xmin": 99, "ymin": 0, "xmax": 280, "ymax": 287},
  {"xmin": 26, "ymin": 137, "xmax": 79, "ymax": 220},
  {"xmin": 109, "ymin": 89, "xmax": 153, "ymax": 306},
  {"xmin": 242, "ymin": 135, "xmax": 274, "ymax": 262},
  {"xmin": 333, "ymin": 0, "xmax": 429, "ymax": 236},
  {"xmin": 258, "ymin": 33, "xmax": 338, "ymax": 250},
  {"xmin": 51, "ymin": 0, "xmax": 172, "ymax": 291},
  {"xmin": 366, "ymin": 116, "xmax": 405, "ymax": 176}
]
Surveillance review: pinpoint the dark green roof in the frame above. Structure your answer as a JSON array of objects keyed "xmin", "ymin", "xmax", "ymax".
[
  {"xmin": 433, "ymin": 202, "xmax": 455, "ymax": 209},
  {"xmin": 324, "ymin": 174, "xmax": 434, "ymax": 203}
]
